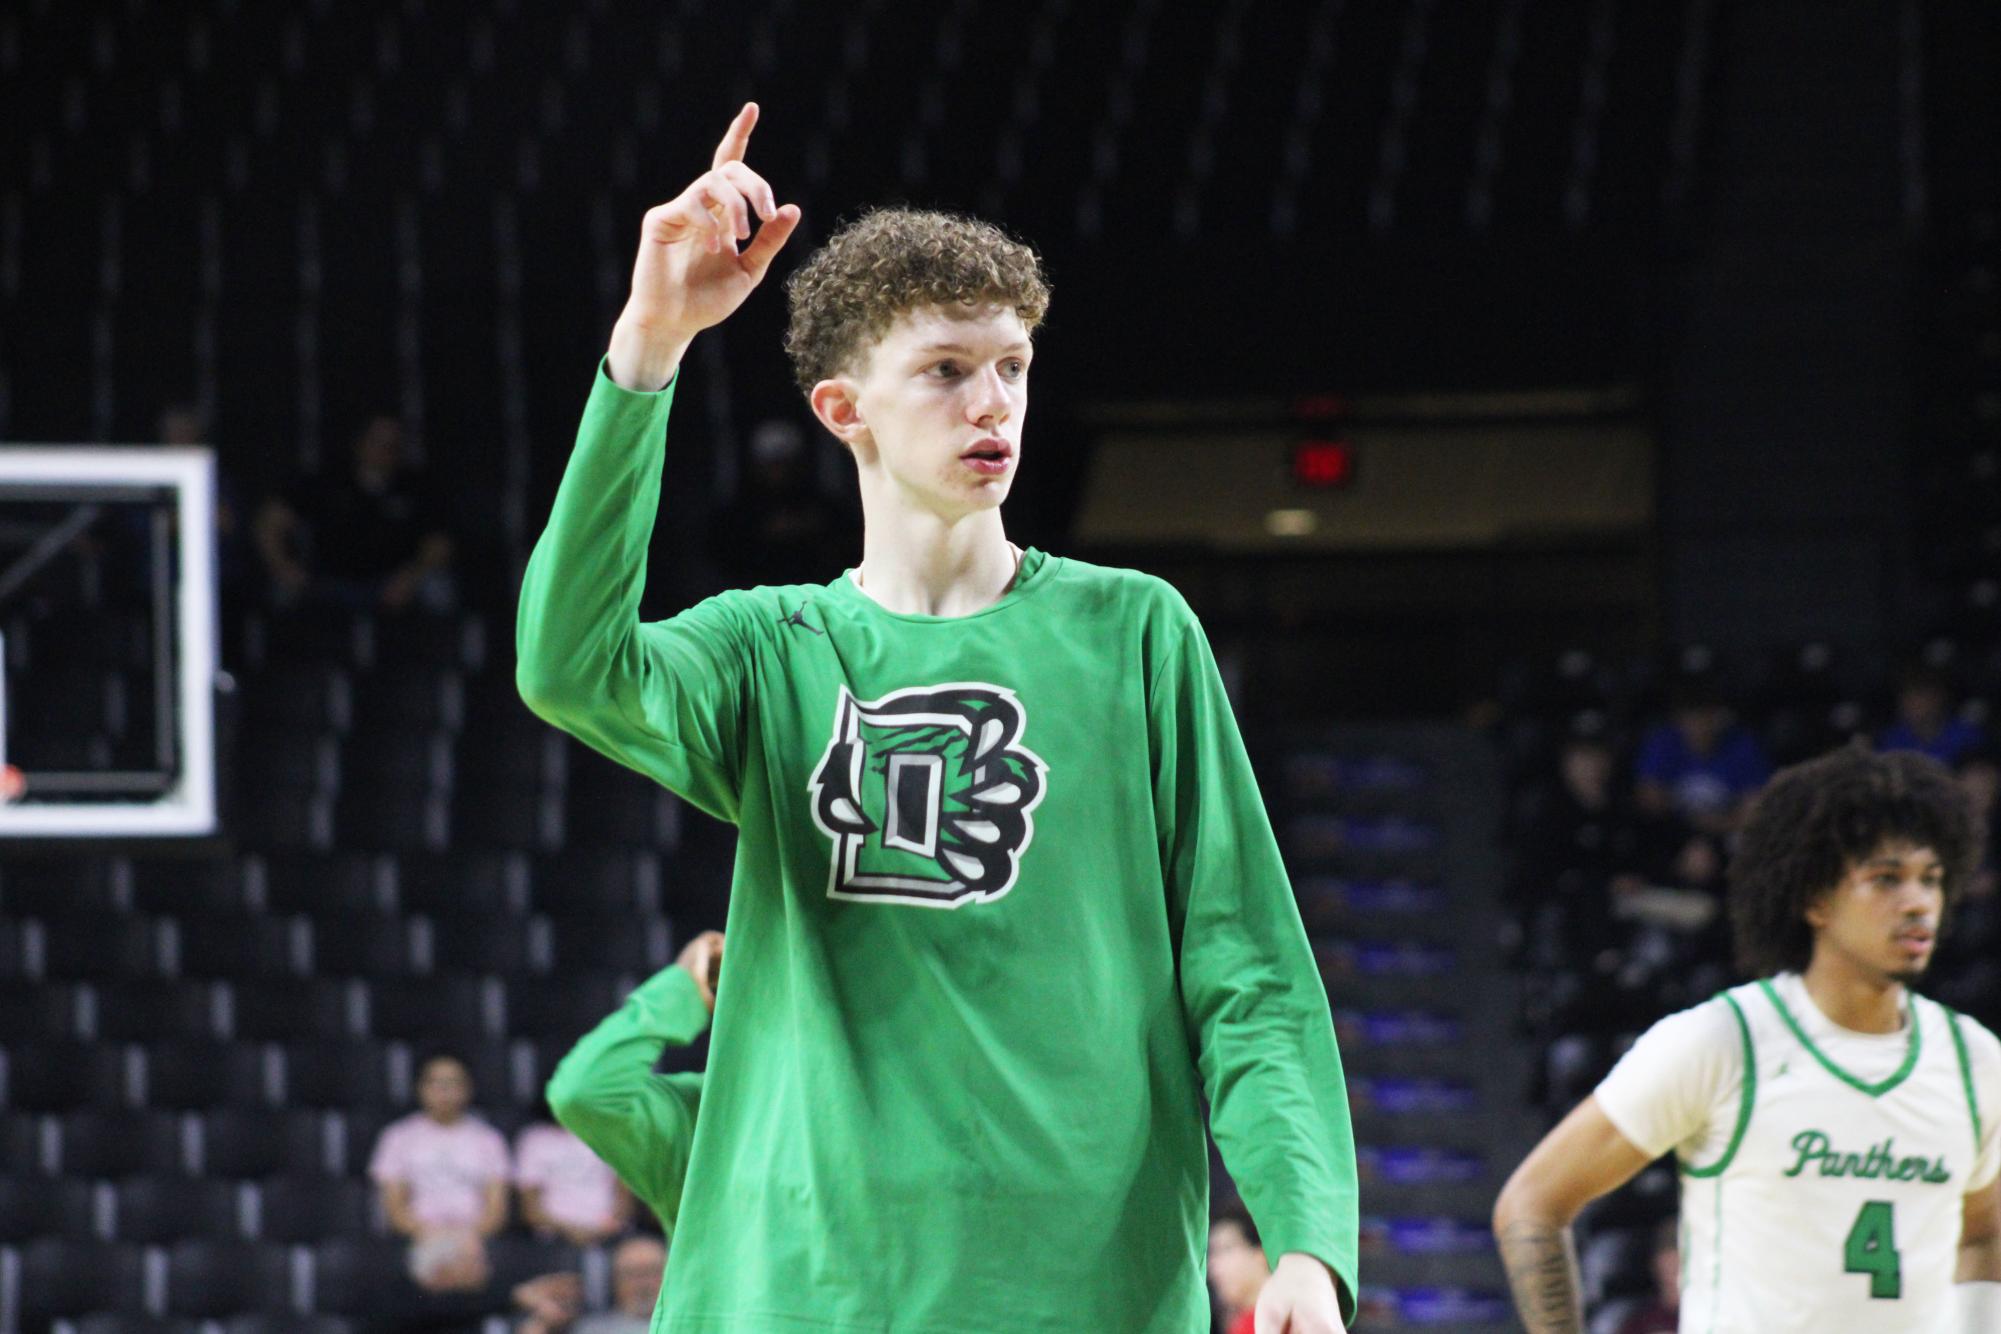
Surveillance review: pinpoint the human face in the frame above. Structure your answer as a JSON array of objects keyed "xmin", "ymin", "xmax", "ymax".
[
  {"xmin": 1206, "ymin": 1220, "xmax": 1269, "ymax": 1311},
  {"xmin": 417, "ymin": 1057, "xmax": 472, "ymax": 1122},
  {"xmin": 826, "ymin": 303, "xmax": 1031, "ymax": 520},
  {"xmin": 612, "ymin": 1237, "xmax": 665, "ymax": 1314},
  {"xmin": 1805, "ymin": 841, "xmax": 1946, "ymax": 985}
]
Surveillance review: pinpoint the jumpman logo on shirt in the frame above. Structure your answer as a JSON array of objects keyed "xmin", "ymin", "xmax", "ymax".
[{"xmin": 779, "ymin": 600, "xmax": 825, "ymax": 635}]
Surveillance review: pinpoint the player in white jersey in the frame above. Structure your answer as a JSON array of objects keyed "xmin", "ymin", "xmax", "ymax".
[{"xmin": 1493, "ymin": 741, "xmax": 2001, "ymax": 1333}]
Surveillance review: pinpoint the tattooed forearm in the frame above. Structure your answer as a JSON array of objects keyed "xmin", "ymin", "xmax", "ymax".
[{"xmin": 1496, "ymin": 1218, "xmax": 1584, "ymax": 1334}]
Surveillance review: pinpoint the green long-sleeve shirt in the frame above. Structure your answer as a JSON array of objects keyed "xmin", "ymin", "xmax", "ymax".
[
  {"xmin": 546, "ymin": 963, "xmax": 710, "ymax": 1235},
  {"xmin": 516, "ymin": 360, "xmax": 1358, "ymax": 1332}
]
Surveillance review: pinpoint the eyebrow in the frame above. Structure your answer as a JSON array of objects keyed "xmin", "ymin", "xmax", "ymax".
[
  {"xmin": 1862, "ymin": 856, "xmax": 1942, "ymax": 870},
  {"xmin": 915, "ymin": 341, "xmax": 1032, "ymax": 355}
]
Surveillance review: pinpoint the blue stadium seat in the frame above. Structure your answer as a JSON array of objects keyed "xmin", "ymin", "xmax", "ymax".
[
  {"xmin": 306, "ymin": 1237, "xmax": 422, "ymax": 1318},
  {"xmin": 0, "ymin": 859, "xmax": 124, "ymax": 915}
]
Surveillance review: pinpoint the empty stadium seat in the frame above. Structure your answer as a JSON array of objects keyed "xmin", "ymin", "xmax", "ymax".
[
  {"xmin": 225, "ymin": 977, "xmax": 361, "ymax": 1041},
  {"xmin": 363, "ymin": 974, "xmax": 497, "ymax": 1042},
  {"xmin": 0, "ymin": 980, "xmax": 86, "ymax": 1040},
  {"xmin": 139, "ymin": 1040, "xmax": 275, "ymax": 1110},
  {"xmin": 252, "ymin": 1175, "xmax": 376, "ymax": 1243},
  {"xmin": 395, "ymin": 849, "xmax": 529, "ymax": 916},
  {"xmin": 92, "ymin": 979, "xmax": 222, "ymax": 1041},
  {"xmin": 52, "ymin": 1108, "xmax": 187, "ymax": 1177},
  {"xmin": 40, "ymin": 918, "xmax": 170, "ymax": 981},
  {"xmin": 0, "ymin": 1177, "xmax": 98, "ymax": 1242},
  {"xmin": 3, "ymin": 1043, "xmax": 131, "ymax": 1111},
  {"xmin": 11, "ymin": 1239, "xmax": 152, "ymax": 1322},
  {"xmin": 126, "ymin": 858, "xmax": 253, "ymax": 914},
  {"xmin": 502, "ymin": 973, "xmax": 626, "ymax": 1040},
  {"xmin": 172, "ymin": 912, "xmax": 306, "ymax": 978},
  {"xmin": 279, "ymin": 1040, "xmax": 404, "ymax": 1108},
  {"xmin": 59, "ymin": 1317, "xmax": 205, "ymax": 1334},
  {"xmin": 161, "ymin": 1238, "xmax": 299, "ymax": 1317},
  {"xmin": 526, "ymin": 848, "xmax": 662, "ymax": 916},
  {"xmin": 422, "ymin": 912, "xmax": 541, "ymax": 974},
  {"xmin": 254, "ymin": 852, "xmax": 390, "ymax": 916},
  {"xmin": 306, "ymin": 913, "xmax": 425, "ymax": 976},
  {"xmin": 108, "ymin": 1176, "xmax": 245, "ymax": 1243},
  {"xmin": 194, "ymin": 1108, "xmax": 332, "ymax": 1179}
]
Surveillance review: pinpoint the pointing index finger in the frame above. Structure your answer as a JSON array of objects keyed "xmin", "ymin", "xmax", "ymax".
[{"xmin": 711, "ymin": 101, "xmax": 758, "ymax": 170}]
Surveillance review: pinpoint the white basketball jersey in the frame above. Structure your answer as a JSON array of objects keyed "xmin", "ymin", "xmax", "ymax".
[{"xmin": 1675, "ymin": 979, "xmax": 1986, "ymax": 1333}]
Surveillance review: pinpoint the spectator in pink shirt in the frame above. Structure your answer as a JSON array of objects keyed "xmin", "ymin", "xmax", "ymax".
[
  {"xmin": 369, "ymin": 1051, "xmax": 513, "ymax": 1292},
  {"xmin": 516, "ymin": 1096, "xmax": 635, "ymax": 1245}
]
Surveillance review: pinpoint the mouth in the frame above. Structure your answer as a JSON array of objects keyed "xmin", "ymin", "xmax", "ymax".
[
  {"xmin": 1894, "ymin": 929, "xmax": 1935, "ymax": 958},
  {"xmin": 960, "ymin": 437, "xmax": 1014, "ymax": 476}
]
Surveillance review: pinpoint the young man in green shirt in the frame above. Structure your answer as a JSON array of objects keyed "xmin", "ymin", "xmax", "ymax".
[{"xmin": 517, "ymin": 103, "xmax": 1357, "ymax": 1332}]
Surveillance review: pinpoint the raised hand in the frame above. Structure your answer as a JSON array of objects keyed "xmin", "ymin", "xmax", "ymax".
[{"xmin": 608, "ymin": 102, "xmax": 803, "ymax": 391}]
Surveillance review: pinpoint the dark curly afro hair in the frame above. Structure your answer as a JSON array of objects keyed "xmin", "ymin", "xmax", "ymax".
[
  {"xmin": 782, "ymin": 206, "xmax": 1050, "ymax": 395},
  {"xmin": 1728, "ymin": 739, "xmax": 1985, "ymax": 977}
]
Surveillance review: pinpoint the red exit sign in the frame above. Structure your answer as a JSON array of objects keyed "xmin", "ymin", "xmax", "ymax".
[{"xmin": 1291, "ymin": 439, "xmax": 1355, "ymax": 488}]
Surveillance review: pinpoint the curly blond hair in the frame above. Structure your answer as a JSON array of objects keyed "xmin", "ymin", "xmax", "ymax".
[{"xmin": 782, "ymin": 207, "xmax": 1051, "ymax": 394}]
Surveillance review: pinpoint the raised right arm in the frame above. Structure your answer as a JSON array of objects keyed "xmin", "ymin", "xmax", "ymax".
[{"xmin": 514, "ymin": 104, "xmax": 800, "ymax": 820}]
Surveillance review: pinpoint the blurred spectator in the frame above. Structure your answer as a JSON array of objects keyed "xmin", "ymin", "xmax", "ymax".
[
  {"xmin": 516, "ymin": 1095, "xmax": 635, "ymax": 1245},
  {"xmin": 1633, "ymin": 687, "xmax": 1770, "ymax": 833},
  {"xmin": 512, "ymin": 1235, "xmax": 665, "ymax": 1334},
  {"xmin": 254, "ymin": 413, "xmax": 456, "ymax": 612},
  {"xmin": 1613, "ymin": 1219, "xmax": 1679, "ymax": 1334},
  {"xmin": 369, "ymin": 1052, "xmax": 512, "ymax": 1293},
  {"xmin": 1935, "ymin": 747, "xmax": 2001, "ymax": 1029},
  {"xmin": 1876, "ymin": 663, "xmax": 1986, "ymax": 765},
  {"xmin": 710, "ymin": 416, "xmax": 851, "ymax": 587},
  {"xmin": 1206, "ymin": 1199, "xmax": 1269, "ymax": 1334}
]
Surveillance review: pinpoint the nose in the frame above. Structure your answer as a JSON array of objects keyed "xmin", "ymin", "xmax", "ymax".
[{"xmin": 964, "ymin": 363, "xmax": 1012, "ymax": 428}]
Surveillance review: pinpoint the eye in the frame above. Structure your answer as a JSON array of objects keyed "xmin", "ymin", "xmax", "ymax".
[
  {"xmin": 927, "ymin": 361, "xmax": 962, "ymax": 380},
  {"xmin": 1002, "ymin": 358, "xmax": 1027, "ymax": 378}
]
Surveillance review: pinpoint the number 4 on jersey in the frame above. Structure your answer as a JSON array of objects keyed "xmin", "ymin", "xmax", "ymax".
[{"xmin": 1843, "ymin": 1200, "xmax": 1901, "ymax": 1299}]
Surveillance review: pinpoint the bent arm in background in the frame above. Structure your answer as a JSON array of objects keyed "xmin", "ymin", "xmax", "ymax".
[
  {"xmin": 545, "ymin": 965, "xmax": 711, "ymax": 1236},
  {"xmin": 1492, "ymin": 1096, "xmax": 1656, "ymax": 1334}
]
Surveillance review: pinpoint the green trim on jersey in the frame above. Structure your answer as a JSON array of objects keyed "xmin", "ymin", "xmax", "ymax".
[
  {"xmin": 1683, "ymin": 992, "xmax": 1758, "ymax": 1179},
  {"xmin": 1757, "ymin": 978, "xmax": 1922, "ymax": 1098},
  {"xmin": 1943, "ymin": 1002, "xmax": 1984, "ymax": 1153}
]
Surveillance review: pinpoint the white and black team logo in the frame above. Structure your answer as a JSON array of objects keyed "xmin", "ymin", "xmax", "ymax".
[{"xmin": 807, "ymin": 682, "xmax": 1048, "ymax": 908}]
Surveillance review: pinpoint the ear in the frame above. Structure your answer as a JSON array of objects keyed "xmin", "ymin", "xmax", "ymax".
[
  {"xmin": 809, "ymin": 377, "xmax": 868, "ymax": 451},
  {"xmin": 1804, "ymin": 890, "xmax": 1832, "ymax": 932}
]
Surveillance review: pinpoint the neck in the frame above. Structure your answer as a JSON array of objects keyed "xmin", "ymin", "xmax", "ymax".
[
  {"xmin": 854, "ymin": 500, "xmax": 1016, "ymax": 617},
  {"xmin": 1798, "ymin": 954, "xmax": 1907, "ymax": 1035}
]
